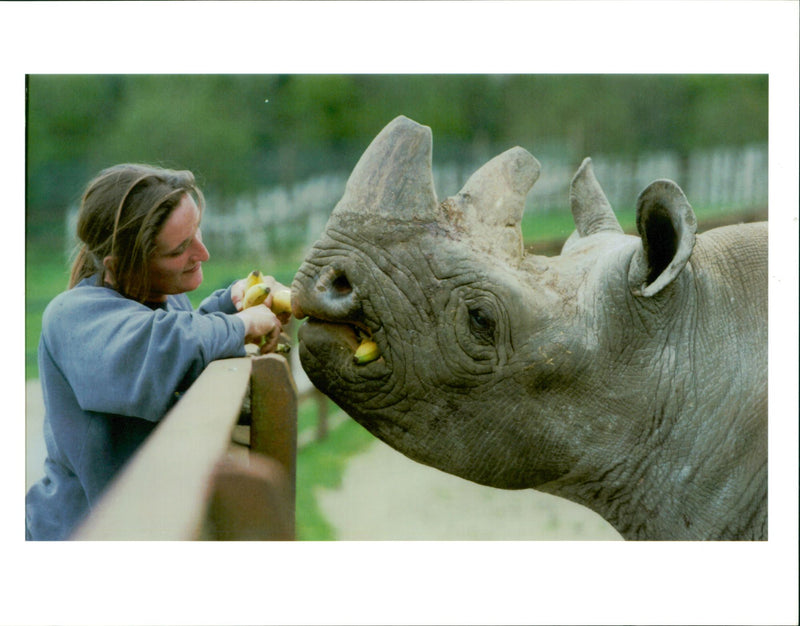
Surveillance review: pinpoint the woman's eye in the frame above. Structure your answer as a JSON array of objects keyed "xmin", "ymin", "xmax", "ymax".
[{"xmin": 167, "ymin": 247, "xmax": 187, "ymax": 257}]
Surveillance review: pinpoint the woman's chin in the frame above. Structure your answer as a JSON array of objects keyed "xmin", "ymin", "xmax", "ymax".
[{"xmin": 184, "ymin": 265, "xmax": 204, "ymax": 290}]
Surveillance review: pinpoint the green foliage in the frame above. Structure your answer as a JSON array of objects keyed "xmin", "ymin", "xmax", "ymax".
[
  {"xmin": 25, "ymin": 244, "xmax": 71, "ymax": 378},
  {"xmin": 26, "ymin": 73, "xmax": 768, "ymax": 243},
  {"xmin": 96, "ymin": 76, "xmax": 260, "ymax": 197},
  {"xmin": 499, "ymin": 74, "xmax": 768, "ymax": 159}
]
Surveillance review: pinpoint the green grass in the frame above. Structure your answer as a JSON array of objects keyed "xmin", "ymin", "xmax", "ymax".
[
  {"xmin": 520, "ymin": 202, "xmax": 764, "ymax": 246},
  {"xmin": 295, "ymin": 405, "xmax": 374, "ymax": 540}
]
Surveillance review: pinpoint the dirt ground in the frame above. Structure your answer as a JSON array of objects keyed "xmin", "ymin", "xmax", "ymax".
[{"xmin": 317, "ymin": 437, "xmax": 622, "ymax": 541}]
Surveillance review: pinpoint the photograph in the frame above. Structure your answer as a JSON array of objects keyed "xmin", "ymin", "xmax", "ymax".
[{"xmin": 5, "ymin": 2, "xmax": 798, "ymax": 625}]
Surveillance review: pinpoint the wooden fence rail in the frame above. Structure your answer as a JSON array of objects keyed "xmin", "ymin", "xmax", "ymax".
[{"xmin": 73, "ymin": 354, "xmax": 297, "ymax": 541}]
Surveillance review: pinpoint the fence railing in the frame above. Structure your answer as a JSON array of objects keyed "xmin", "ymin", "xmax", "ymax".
[
  {"xmin": 73, "ymin": 353, "xmax": 297, "ymax": 541},
  {"xmin": 65, "ymin": 143, "xmax": 768, "ymax": 261}
]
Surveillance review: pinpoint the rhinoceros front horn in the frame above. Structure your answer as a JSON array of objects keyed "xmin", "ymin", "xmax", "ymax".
[{"xmin": 330, "ymin": 115, "xmax": 438, "ymax": 222}]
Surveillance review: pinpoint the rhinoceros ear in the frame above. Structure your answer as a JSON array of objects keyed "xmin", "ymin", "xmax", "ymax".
[
  {"xmin": 441, "ymin": 147, "xmax": 540, "ymax": 267},
  {"xmin": 628, "ymin": 180, "xmax": 697, "ymax": 297},
  {"xmin": 569, "ymin": 157, "xmax": 623, "ymax": 237},
  {"xmin": 330, "ymin": 115, "xmax": 438, "ymax": 222}
]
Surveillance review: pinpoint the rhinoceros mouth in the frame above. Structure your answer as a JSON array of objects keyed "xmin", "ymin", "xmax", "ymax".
[{"xmin": 297, "ymin": 318, "xmax": 391, "ymax": 380}]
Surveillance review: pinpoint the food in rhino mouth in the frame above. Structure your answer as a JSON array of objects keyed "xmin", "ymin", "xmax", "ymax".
[
  {"xmin": 353, "ymin": 337, "xmax": 380, "ymax": 364},
  {"xmin": 270, "ymin": 288, "xmax": 292, "ymax": 315}
]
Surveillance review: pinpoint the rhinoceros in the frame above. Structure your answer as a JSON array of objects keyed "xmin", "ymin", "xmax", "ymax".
[{"xmin": 291, "ymin": 116, "xmax": 768, "ymax": 540}]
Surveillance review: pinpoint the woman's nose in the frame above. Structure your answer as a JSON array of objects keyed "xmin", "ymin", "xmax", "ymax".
[{"xmin": 190, "ymin": 232, "xmax": 210, "ymax": 262}]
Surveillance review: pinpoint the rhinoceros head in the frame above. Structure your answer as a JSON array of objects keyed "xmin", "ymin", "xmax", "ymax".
[{"xmin": 293, "ymin": 115, "xmax": 704, "ymax": 496}]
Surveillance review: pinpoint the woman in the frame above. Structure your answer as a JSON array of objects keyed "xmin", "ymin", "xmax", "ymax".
[{"xmin": 26, "ymin": 163, "xmax": 288, "ymax": 540}]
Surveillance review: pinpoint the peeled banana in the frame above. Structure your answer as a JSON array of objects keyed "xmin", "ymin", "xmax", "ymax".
[
  {"xmin": 243, "ymin": 283, "xmax": 270, "ymax": 309},
  {"xmin": 353, "ymin": 338, "xmax": 380, "ymax": 365}
]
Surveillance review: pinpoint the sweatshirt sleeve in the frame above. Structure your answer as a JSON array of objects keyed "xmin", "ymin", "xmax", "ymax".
[
  {"xmin": 196, "ymin": 284, "xmax": 238, "ymax": 315},
  {"xmin": 40, "ymin": 285, "xmax": 247, "ymax": 422}
]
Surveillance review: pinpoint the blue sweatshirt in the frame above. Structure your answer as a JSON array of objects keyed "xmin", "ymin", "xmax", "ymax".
[{"xmin": 26, "ymin": 275, "xmax": 247, "ymax": 540}]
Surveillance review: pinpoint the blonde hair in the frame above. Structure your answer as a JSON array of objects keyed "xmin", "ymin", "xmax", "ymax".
[{"xmin": 69, "ymin": 164, "xmax": 205, "ymax": 302}]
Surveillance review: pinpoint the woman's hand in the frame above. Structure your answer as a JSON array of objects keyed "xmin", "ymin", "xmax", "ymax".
[
  {"xmin": 231, "ymin": 274, "xmax": 293, "ymax": 325},
  {"xmin": 230, "ymin": 278, "xmax": 248, "ymax": 311},
  {"xmin": 235, "ymin": 305, "xmax": 282, "ymax": 353}
]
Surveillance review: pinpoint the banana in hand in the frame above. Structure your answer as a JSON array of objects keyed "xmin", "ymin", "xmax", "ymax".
[
  {"xmin": 245, "ymin": 270, "xmax": 264, "ymax": 289},
  {"xmin": 242, "ymin": 269, "xmax": 293, "ymax": 315},
  {"xmin": 243, "ymin": 283, "xmax": 270, "ymax": 309}
]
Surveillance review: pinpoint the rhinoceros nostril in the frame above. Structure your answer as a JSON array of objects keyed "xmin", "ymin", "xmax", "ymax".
[
  {"xmin": 316, "ymin": 267, "xmax": 355, "ymax": 307},
  {"xmin": 331, "ymin": 273, "xmax": 352, "ymax": 295},
  {"xmin": 310, "ymin": 266, "xmax": 361, "ymax": 321},
  {"xmin": 316, "ymin": 266, "xmax": 355, "ymax": 301}
]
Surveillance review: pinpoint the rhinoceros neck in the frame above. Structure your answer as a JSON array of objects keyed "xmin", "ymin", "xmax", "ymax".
[
  {"xmin": 533, "ymin": 232, "xmax": 768, "ymax": 540},
  {"xmin": 540, "ymin": 432, "xmax": 767, "ymax": 540},
  {"xmin": 535, "ymin": 364, "xmax": 767, "ymax": 540}
]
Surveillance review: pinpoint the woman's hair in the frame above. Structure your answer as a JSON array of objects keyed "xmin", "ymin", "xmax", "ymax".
[{"xmin": 69, "ymin": 164, "xmax": 205, "ymax": 302}]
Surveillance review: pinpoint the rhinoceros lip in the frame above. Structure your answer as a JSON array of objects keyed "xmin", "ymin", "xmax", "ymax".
[{"xmin": 297, "ymin": 318, "xmax": 389, "ymax": 376}]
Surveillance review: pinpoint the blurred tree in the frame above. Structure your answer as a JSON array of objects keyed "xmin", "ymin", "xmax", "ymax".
[
  {"xmin": 26, "ymin": 75, "xmax": 124, "ymax": 233},
  {"xmin": 265, "ymin": 74, "xmax": 362, "ymax": 185},
  {"xmin": 96, "ymin": 75, "xmax": 258, "ymax": 199},
  {"xmin": 25, "ymin": 73, "xmax": 767, "ymax": 240},
  {"xmin": 497, "ymin": 74, "xmax": 767, "ymax": 160}
]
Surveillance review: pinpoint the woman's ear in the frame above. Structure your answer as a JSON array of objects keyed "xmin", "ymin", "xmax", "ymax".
[
  {"xmin": 628, "ymin": 180, "xmax": 697, "ymax": 297},
  {"xmin": 102, "ymin": 255, "xmax": 118, "ymax": 285}
]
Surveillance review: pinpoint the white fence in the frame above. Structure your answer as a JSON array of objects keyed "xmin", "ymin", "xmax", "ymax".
[
  {"xmin": 66, "ymin": 143, "xmax": 767, "ymax": 260},
  {"xmin": 526, "ymin": 143, "xmax": 767, "ymax": 214}
]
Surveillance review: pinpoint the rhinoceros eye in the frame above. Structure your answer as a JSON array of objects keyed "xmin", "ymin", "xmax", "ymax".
[{"xmin": 468, "ymin": 306, "xmax": 496, "ymax": 344}]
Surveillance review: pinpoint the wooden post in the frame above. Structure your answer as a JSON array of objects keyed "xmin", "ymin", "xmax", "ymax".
[
  {"xmin": 249, "ymin": 353, "xmax": 298, "ymax": 535},
  {"xmin": 203, "ymin": 454, "xmax": 294, "ymax": 540},
  {"xmin": 315, "ymin": 389, "xmax": 329, "ymax": 441}
]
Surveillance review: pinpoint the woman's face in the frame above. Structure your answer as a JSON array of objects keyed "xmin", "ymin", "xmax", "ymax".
[{"xmin": 147, "ymin": 193, "xmax": 209, "ymax": 301}]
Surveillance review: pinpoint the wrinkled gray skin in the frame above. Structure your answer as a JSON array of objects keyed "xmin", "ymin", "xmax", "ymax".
[{"xmin": 292, "ymin": 116, "xmax": 767, "ymax": 540}]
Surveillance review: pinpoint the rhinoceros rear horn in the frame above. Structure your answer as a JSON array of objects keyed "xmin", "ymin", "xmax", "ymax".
[
  {"xmin": 331, "ymin": 115, "xmax": 438, "ymax": 222},
  {"xmin": 570, "ymin": 158, "xmax": 623, "ymax": 236},
  {"xmin": 629, "ymin": 179, "xmax": 697, "ymax": 297},
  {"xmin": 443, "ymin": 147, "xmax": 541, "ymax": 267}
]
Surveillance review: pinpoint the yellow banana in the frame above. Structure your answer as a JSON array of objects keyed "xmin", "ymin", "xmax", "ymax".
[
  {"xmin": 353, "ymin": 338, "xmax": 380, "ymax": 364},
  {"xmin": 243, "ymin": 283, "xmax": 270, "ymax": 309},
  {"xmin": 270, "ymin": 289, "xmax": 292, "ymax": 315},
  {"xmin": 245, "ymin": 270, "xmax": 265, "ymax": 289}
]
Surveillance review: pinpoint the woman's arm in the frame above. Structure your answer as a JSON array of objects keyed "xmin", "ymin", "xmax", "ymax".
[
  {"xmin": 41, "ymin": 285, "xmax": 247, "ymax": 421},
  {"xmin": 195, "ymin": 284, "xmax": 238, "ymax": 315}
]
